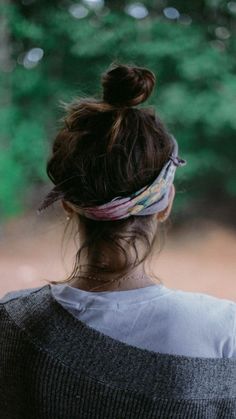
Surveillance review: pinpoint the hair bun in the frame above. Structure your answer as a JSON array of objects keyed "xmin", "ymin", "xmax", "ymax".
[{"xmin": 101, "ymin": 62, "xmax": 156, "ymax": 108}]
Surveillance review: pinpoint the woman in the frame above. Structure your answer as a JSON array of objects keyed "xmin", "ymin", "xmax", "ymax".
[{"xmin": 1, "ymin": 62, "xmax": 236, "ymax": 418}]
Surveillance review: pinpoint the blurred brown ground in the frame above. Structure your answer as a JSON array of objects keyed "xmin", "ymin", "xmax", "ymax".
[{"xmin": 0, "ymin": 210, "xmax": 235, "ymax": 301}]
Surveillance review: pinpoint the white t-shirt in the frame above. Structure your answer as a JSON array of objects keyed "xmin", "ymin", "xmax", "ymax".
[{"xmin": 49, "ymin": 283, "xmax": 236, "ymax": 358}]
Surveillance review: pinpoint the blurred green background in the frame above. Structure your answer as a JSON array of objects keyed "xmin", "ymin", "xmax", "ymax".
[
  {"xmin": 0, "ymin": 0, "xmax": 236, "ymax": 223},
  {"xmin": 1, "ymin": 0, "xmax": 236, "ymax": 299}
]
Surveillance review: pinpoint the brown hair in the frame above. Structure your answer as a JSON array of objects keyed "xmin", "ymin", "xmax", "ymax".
[{"xmin": 43, "ymin": 61, "xmax": 174, "ymax": 291}]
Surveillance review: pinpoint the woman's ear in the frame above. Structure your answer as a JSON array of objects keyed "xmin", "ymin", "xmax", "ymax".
[
  {"xmin": 156, "ymin": 184, "xmax": 175, "ymax": 222},
  {"xmin": 61, "ymin": 200, "xmax": 74, "ymax": 215}
]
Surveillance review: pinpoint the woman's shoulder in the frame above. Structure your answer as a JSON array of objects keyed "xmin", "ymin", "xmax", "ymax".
[
  {"xmin": 166, "ymin": 287, "xmax": 236, "ymax": 335},
  {"xmin": 0, "ymin": 285, "xmax": 45, "ymax": 304},
  {"xmin": 166, "ymin": 286, "xmax": 236, "ymax": 318},
  {"xmin": 170, "ymin": 287, "xmax": 236, "ymax": 309},
  {"xmin": 161, "ymin": 287, "xmax": 236, "ymax": 357}
]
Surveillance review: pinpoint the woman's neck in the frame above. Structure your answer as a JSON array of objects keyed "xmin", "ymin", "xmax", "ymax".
[{"xmin": 69, "ymin": 266, "xmax": 156, "ymax": 292}]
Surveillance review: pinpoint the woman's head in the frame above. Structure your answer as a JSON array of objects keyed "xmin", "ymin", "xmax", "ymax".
[{"xmin": 40, "ymin": 61, "xmax": 184, "ymax": 291}]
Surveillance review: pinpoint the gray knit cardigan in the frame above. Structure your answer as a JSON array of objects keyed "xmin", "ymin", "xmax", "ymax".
[{"xmin": 0, "ymin": 285, "xmax": 236, "ymax": 419}]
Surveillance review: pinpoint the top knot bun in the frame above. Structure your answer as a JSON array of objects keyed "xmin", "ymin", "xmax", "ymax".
[{"xmin": 101, "ymin": 63, "xmax": 156, "ymax": 108}]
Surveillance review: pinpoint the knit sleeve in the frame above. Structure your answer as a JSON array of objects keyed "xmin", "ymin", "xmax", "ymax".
[
  {"xmin": 0, "ymin": 303, "xmax": 26, "ymax": 415},
  {"xmin": 0, "ymin": 303, "xmax": 19, "ymax": 340}
]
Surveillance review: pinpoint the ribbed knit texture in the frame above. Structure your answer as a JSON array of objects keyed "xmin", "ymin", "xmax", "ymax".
[{"xmin": 0, "ymin": 285, "xmax": 236, "ymax": 419}]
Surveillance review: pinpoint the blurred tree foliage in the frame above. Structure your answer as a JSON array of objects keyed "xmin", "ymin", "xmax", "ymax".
[{"xmin": 0, "ymin": 0, "xmax": 236, "ymax": 220}]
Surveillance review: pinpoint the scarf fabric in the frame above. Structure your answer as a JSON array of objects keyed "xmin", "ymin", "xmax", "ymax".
[{"xmin": 37, "ymin": 135, "xmax": 187, "ymax": 220}]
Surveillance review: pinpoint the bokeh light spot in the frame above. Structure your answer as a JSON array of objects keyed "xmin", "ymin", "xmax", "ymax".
[
  {"xmin": 83, "ymin": 0, "xmax": 104, "ymax": 10},
  {"xmin": 69, "ymin": 4, "xmax": 89, "ymax": 19},
  {"xmin": 163, "ymin": 7, "xmax": 180, "ymax": 20},
  {"xmin": 227, "ymin": 1, "xmax": 236, "ymax": 14},
  {"xmin": 215, "ymin": 26, "xmax": 231, "ymax": 40},
  {"xmin": 124, "ymin": 3, "xmax": 149, "ymax": 19},
  {"xmin": 22, "ymin": 47, "xmax": 44, "ymax": 69}
]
